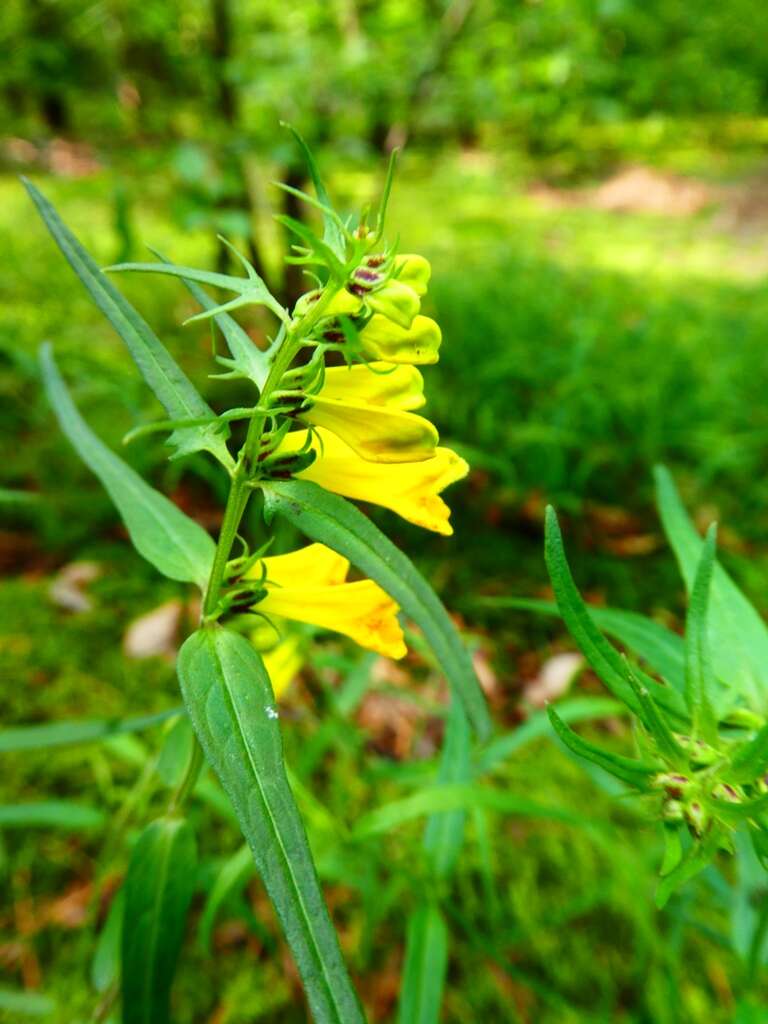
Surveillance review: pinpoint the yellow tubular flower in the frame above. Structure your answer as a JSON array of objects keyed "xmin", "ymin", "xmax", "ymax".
[
  {"xmin": 358, "ymin": 314, "xmax": 442, "ymax": 365},
  {"xmin": 247, "ymin": 544, "xmax": 406, "ymax": 659},
  {"xmin": 394, "ymin": 254, "xmax": 431, "ymax": 296},
  {"xmin": 279, "ymin": 428, "xmax": 468, "ymax": 535},
  {"xmin": 319, "ymin": 363, "xmax": 426, "ymax": 411},
  {"xmin": 301, "ymin": 395, "xmax": 438, "ymax": 463},
  {"xmin": 261, "ymin": 635, "xmax": 304, "ymax": 698}
]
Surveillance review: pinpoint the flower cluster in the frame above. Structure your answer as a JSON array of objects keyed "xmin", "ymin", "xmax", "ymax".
[{"xmin": 244, "ymin": 242, "xmax": 467, "ymax": 671}]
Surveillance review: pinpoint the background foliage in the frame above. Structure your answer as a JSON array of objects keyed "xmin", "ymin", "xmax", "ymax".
[{"xmin": 3, "ymin": 1, "xmax": 768, "ymax": 1021}]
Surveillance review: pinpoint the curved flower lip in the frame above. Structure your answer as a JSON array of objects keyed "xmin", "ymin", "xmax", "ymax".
[
  {"xmin": 280, "ymin": 428, "xmax": 469, "ymax": 535},
  {"xmin": 247, "ymin": 544, "xmax": 406, "ymax": 659},
  {"xmin": 301, "ymin": 395, "xmax": 439, "ymax": 464},
  {"xmin": 359, "ymin": 314, "xmax": 442, "ymax": 365},
  {"xmin": 394, "ymin": 254, "xmax": 431, "ymax": 297},
  {"xmin": 320, "ymin": 363, "xmax": 426, "ymax": 411}
]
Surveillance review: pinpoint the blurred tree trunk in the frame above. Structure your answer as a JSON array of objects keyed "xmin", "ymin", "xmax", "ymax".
[{"xmin": 209, "ymin": 0, "xmax": 268, "ymax": 285}]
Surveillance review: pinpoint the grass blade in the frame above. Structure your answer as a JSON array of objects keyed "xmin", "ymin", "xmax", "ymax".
[
  {"xmin": 396, "ymin": 903, "xmax": 448, "ymax": 1024},
  {"xmin": 0, "ymin": 708, "xmax": 181, "ymax": 754},
  {"xmin": 684, "ymin": 523, "xmax": 719, "ymax": 741},
  {"xmin": 0, "ymin": 802, "xmax": 104, "ymax": 830}
]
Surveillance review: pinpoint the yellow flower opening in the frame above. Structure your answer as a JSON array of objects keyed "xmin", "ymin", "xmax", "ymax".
[
  {"xmin": 279, "ymin": 427, "xmax": 469, "ymax": 535},
  {"xmin": 247, "ymin": 544, "xmax": 406, "ymax": 659}
]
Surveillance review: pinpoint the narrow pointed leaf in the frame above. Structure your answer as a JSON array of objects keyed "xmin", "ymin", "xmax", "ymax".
[
  {"xmin": 262, "ymin": 479, "xmax": 490, "ymax": 739},
  {"xmin": 177, "ymin": 626, "xmax": 365, "ymax": 1024},
  {"xmin": 544, "ymin": 507, "xmax": 686, "ymax": 723},
  {"xmin": 655, "ymin": 465, "xmax": 768, "ymax": 708},
  {"xmin": 41, "ymin": 345, "xmax": 215, "ymax": 588},
  {"xmin": 655, "ymin": 831, "xmax": 721, "ymax": 908},
  {"xmin": 284, "ymin": 125, "xmax": 347, "ymax": 259},
  {"xmin": 121, "ymin": 817, "xmax": 197, "ymax": 1024},
  {"xmin": 396, "ymin": 903, "xmax": 448, "ymax": 1024},
  {"xmin": 198, "ymin": 843, "xmax": 256, "ymax": 954},
  {"xmin": 0, "ymin": 708, "xmax": 181, "ymax": 754},
  {"xmin": 547, "ymin": 708, "xmax": 658, "ymax": 788},
  {"xmin": 23, "ymin": 180, "xmax": 231, "ymax": 465},
  {"xmin": 685, "ymin": 523, "xmax": 718, "ymax": 741},
  {"xmin": 624, "ymin": 661, "xmax": 687, "ymax": 767}
]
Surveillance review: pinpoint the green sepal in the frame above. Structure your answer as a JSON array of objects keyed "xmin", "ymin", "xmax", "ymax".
[
  {"xmin": 726, "ymin": 724, "xmax": 768, "ymax": 785},
  {"xmin": 655, "ymin": 830, "xmax": 722, "ymax": 909},
  {"xmin": 660, "ymin": 824, "xmax": 684, "ymax": 876},
  {"xmin": 547, "ymin": 707, "xmax": 659, "ymax": 789}
]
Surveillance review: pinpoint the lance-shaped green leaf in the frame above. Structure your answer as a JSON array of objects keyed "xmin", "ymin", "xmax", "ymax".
[
  {"xmin": 489, "ymin": 596, "xmax": 685, "ymax": 692},
  {"xmin": 655, "ymin": 465, "xmax": 768, "ymax": 709},
  {"xmin": 262, "ymin": 480, "xmax": 491, "ymax": 739},
  {"xmin": 41, "ymin": 345, "xmax": 215, "ymax": 589},
  {"xmin": 121, "ymin": 817, "xmax": 197, "ymax": 1024},
  {"xmin": 177, "ymin": 626, "xmax": 365, "ymax": 1024},
  {"xmin": 547, "ymin": 708, "xmax": 659, "ymax": 789},
  {"xmin": 23, "ymin": 179, "xmax": 231, "ymax": 465},
  {"xmin": 685, "ymin": 524, "xmax": 719, "ymax": 742},
  {"xmin": 423, "ymin": 702, "xmax": 470, "ymax": 879},
  {"xmin": 544, "ymin": 507, "xmax": 686, "ymax": 725},
  {"xmin": 396, "ymin": 903, "xmax": 448, "ymax": 1024},
  {"xmin": 283, "ymin": 124, "xmax": 347, "ymax": 260},
  {"xmin": 92, "ymin": 887, "xmax": 124, "ymax": 994}
]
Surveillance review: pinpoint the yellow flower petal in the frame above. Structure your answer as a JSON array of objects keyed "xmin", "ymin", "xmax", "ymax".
[
  {"xmin": 394, "ymin": 254, "xmax": 431, "ymax": 297},
  {"xmin": 259, "ymin": 578, "xmax": 406, "ymax": 659},
  {"xmin": 367, "ymin": 279, "xmax": 420, "ymax": 328},
  {"xmin": 302, "ymin": 395, "xmax": 438, "ymax": 463},
  {"xmin": 248, "ymin": 543, "xmax": 349, "ymax": 588},
  {"xmin": 320, "ymin": 363, "xmax": 426, "ymax": 411},
  {"xmin": 280, "ymin": 428, "xmax": 468, "ymax": 534},
  {"xmin": 359, "ymin": 314, "xmax": 442, "ymax": 365},
  {"xmin": 260, "ymin": 635, "xmax": 303, "ymax": 698}
]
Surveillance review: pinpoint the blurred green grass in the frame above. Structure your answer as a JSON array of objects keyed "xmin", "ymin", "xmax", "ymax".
[{"xmin": 3, "ymin": 155, "xmax": 768, "ymax": 1020}]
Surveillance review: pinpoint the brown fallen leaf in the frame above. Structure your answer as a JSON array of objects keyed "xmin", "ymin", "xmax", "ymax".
[
  {"xmin": 123, "ymin": 599, "xmax": 183, "ymax": 660},
  {"xmin": 48, "ymin": 561, "xmax": 102, "ymax": 612},
  {"xmin": 524, "ymin": 652, "xmax": 584, "ymax": 708}
]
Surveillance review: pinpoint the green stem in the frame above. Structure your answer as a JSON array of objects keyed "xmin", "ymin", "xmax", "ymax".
[{"xmin": 201, "ymin": 284, "xmax": 343, "ymax": 619}]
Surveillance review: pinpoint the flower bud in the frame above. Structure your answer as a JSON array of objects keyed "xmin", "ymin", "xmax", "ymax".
[
  {"xmin": 293, "ymin": 288, "xmax": 362, "ymax": 320},
  {"xmin": 684, "ymin": 801, "xmax": 710, "ymax": 836},
  {"xmin": 394, "ymin": 254, "xmax": 431, "ymax": 297},
  {"xmin": 366, "ymin": 279, "xmax": 421, "ymax": 329},
  {"xmin": 653, "ymin": 773, "xmax": 691, "ymax": 799}
]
